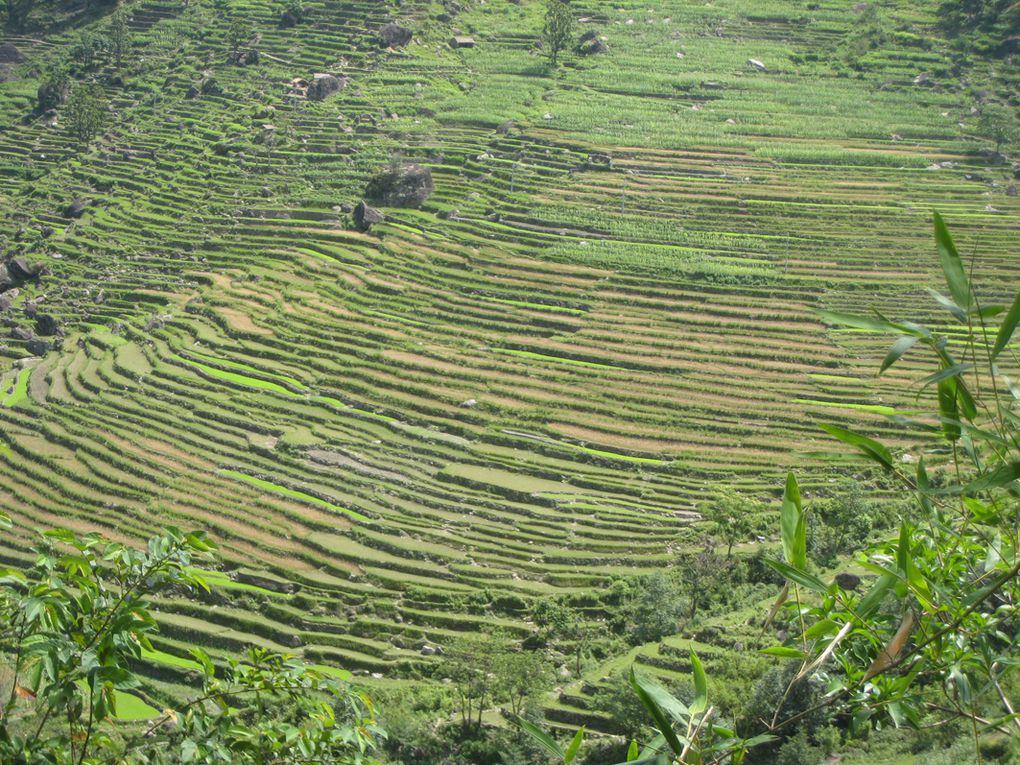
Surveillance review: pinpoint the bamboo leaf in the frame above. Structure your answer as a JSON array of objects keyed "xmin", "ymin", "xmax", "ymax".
[
  {"xmin": 880, "ymin": 336, "xmax": 920, "ymax": 373},
  {"xmin": 817, "ymin": 310, "xmax": 901, "ymax": 333},
  {"xmin": 857, "ymin": 573, "xmax": 896, "ymax": 619},
  {"xmin": 819, "ymin": 423, "xmax": 893, "ymax": 470},
  {"xmin": 983, "ymin": 531, "xmax": 1002, "ymax": 574},
  {"xmin": 763, "ymin": 559, "xmax": 829, "ymax": 593},
  {"xmin": 796, "ymin": 620, "xmax": 854, "ymax": 681},
  {"xmin": 863, "ymin": 612, "xmax": 915, "ymax": 681},
  {"xmin": 920, "ymin": 363, "xmax": 973, "ymax": 389},
  {"xmin": 779, "ymin": 472, "xmax": 806, "ymax": 569},
  {"xmin": 515, "ymin": 717, "xmax": 565, "ymax": 761},
  {"xmin": 926, "ymin": 288, "xmax": 967, "ymax": 321},
  {"xmin": 937, "ymin": 379, "xmax": 961, "ymax": 441},
  {"xmin": 629, "ymin": 668, "xmax": 686, "ymax": 755},
  {"xmin": 638, "ymin": 734, "xmax": 666, "ymax": 759},
  {"xmin": 763, "ymin": 582, "xmax": 789, "ymax": 629},
  {"xmin": 993, "ymin": 291, "xmax": 1020, "ymax": 359},
  {"xmin": 933, "ymin": 212, "xmax": 971, "ymax": 310},
  {"xmin": 965, "ymin": 462, "xmax": 1020, "ymax": 494},
  {"xmin": 690, "ymin": 651, "xmax": 708, "ymax": 715},
  {"xmin": 565, "ymin": 727, "xmax": 585, "ymax": 764},
  {"xmin": 760, "ymin": 646, "xmax": 807, "ymax": 659}
]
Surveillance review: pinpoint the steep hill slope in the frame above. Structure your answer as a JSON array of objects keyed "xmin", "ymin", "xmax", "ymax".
[{"xmin": 0, "ymin": 0, "xmax": 1017, "ymax": 719}]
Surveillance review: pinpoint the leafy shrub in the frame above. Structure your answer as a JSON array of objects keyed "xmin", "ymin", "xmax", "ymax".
[
  {"xmin": 0, "ymin": 518, "xmax": 382, "ymax": 764},
  {"xmin": 619, "ymin": 571, "xmax": 687, "ymax": 645}
]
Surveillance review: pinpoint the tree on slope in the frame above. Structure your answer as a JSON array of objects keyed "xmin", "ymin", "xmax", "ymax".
[
  {"xmin": 64, "ymin": 82, "xmax": 107, "ymax": 144},
  {"xmin": 976, "ymin": 102, "xmax": 1019, "ymax": 155},
  {"xmin": 543, "ymin": 0, "xmax": 573, "ymax": 66}
]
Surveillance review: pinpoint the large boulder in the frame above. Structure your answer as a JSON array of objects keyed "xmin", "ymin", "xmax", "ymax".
[
  {"xmin": 200, "ymin": 77, "xmax": 223, "ymax": 96},
  {"xmin": 578, "ymin": 37, "xmax": 608, "ymax": 56},
  {"xmin": 0, "ymin": 289, "xmax": 18, "ymax": 311},
  {"xmin": 307, "ymin": 73, "xmax": 347, "ymax": 101},
  {"xmin": 0, "ymin": 43, "xmax": 23, "ymax": 63},
  {"xmin": 379, "ymin": 22, "xmax": 413, "ymax": 48},
  {"xmin": 8, "ymin": 258, "xmax": 44, "ymax": 281},
  {"xmin": 576, "ymin": 30, "xmax": 608, "ymax": 56},
  {"xmin": 353, "ymin": 201, "xmax": 385, "ymax": 229},
  {"xmin": 835, "ymin": 572, "xmax": 861, "ymax": 591},
  {"xmin": 364, "ymin": 163, "xmax": 434, "ymax": 208},
  {"xmin": 0, "ymin": 259, "xmax": 45, "ymax": 294},
  {"xmin": 37, "ymin": 80, "xmax": 69, "ymax": 112},
  {"xmin": 26, "ymin": 338, "xmax": 51, "ymax": 356},
  {"xmin": 35, "ymin": 314, "xmax": 60, "ymax": 336}
]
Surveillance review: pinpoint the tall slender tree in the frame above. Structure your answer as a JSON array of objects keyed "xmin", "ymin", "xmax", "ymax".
[{"xmin": 543, "ymin": 0, "xmax": 573, "ymax": 66}]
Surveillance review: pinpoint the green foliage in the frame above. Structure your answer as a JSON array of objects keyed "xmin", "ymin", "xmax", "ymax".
[
  {"xmin": 515, "ymin": 718, "xmax": 584, "ymax": 765},
  {"xmin": 3, "ymin": 0, "xmax": 34, "ymax": 30},
  {"xmin": 701, "ymin": 488, "xmax": 759, "ymax": 558},
  {"xmin": 772, "ymin": 730, "xmax": 824, "ymax": 765},
  {"xmin": 542, "ymin": 0, "xmax": 573, "ymax": 66},
  {"xmin": 439, "ymin": 632, "xmax": 553, "ymax": 729},
  {"xmin": 805, "ymin": 481, "xmax": 877, "ymax": 567},
  {"xmin": 738, "ymin": 664, "xmax": 829, "ymax": 762},
  {"xmin": 620, "ymin": 572, "xmax": 687, "ymax": 645},
  {"xmin": 226, "ymin": 15, "xmax": 255, "ymax": 55},
  {"xmin": 592, "ymin": 670, "xmax": 680, "ymax": 741},
  {"xmin": 63, "ymin": 82, "xmax": 107, "ymax": 144},
  {"xmin": 69, "ymin": 30, "xmax": 109, "ymax": 72},
  {"xmin": 0, "ymin": 524, "xmax": 382, "ymax": 764},
  {"xmin": 836, "ymin": 5, "xmax": 887, "ymax": 70},
  {"xmin": 938, "ymin": 0, "xmax": 1020, "ymax": 48},
  {"xmin": 765, "ymin": 214, "xmax": 1020, "ymax": 748},
  {"xmin": 37, "ymin": 62, "xmax": 70, "ymax": 112},
  {"xmin": 674, "ymin": 546, "xmax": 735, "ymax": 622},
  {"xmin": 530, "ymin": 596, "xmax": 608, "ymax": 676},
  {"xmin": 622, "ymin": 662, "xmax": 774, "ymax": 765},
  {"xmin": 976, "ymin": 103, "xmax": 1019, "ymax": 154},
  {"xmin": 107, "ymin": 9, "xmax": 130, "ymax": 69}
]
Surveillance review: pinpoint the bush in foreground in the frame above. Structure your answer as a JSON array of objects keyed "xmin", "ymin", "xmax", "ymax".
[{"xmin": 0, "ymin": 518, "xmax": 382, "ymax": 764}]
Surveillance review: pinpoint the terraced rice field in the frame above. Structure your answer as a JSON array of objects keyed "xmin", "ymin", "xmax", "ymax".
[{"xmin": 0, "ymin": 0, "xmax": 1018, "ymax": 725}]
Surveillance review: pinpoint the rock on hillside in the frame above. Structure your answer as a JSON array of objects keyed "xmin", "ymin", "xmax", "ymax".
[
  {"xmin": 0, "ymin": 43, "xmax": 23, "ymax": 63},
  {"xmin": 379, "ymin": 22, "xmax": 412, "ymax": 48},
  {"xmin": 306, "ymin": 73, "xmax": 347, "ymax": 101},
  {"xmin": 364, "ymin": 163, "xmax": 434, "ymax": 207},
  {"xmin": 353, "ymin": 200, "xmax": 385, "ymax": 230}
]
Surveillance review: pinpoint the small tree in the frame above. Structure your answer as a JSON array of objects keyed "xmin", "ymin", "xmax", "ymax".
[
  {"xmin": 976, "ymin": 102, "xmax": 1019, "ymax": 154},
  {"xmin": 226, "ymin": 14, "xmax": 258, "ymax": 63},
  {"xmin": 543, "ymin": 0, "xmax": 573, "ymax": 66},
  {"xmin": 702, "ymin": 487, "xmax": 756, "ymax": 558},
  {"xmin": 63, "ymin": 82, "xmax": 107, "ymax": 144},
  {"xmin": 493, "ymin": 644, "xmax": 553, "ymax": 718},
  {"xmin": 621, "ymin": 571, "xmax": 687, "ymax": 644},
  {"xmin": 69, "ymin": 29, "xmax": 109, "ymax": 71},
  {"xmin": 108, "ymin": 8, "xmax": 131, "ymax": 69},
  {"xmin": 675, "ymin": 545, "xmax": 734, "ymax": 621},
  {"xmin": 442, "ymin": 634, "xmax": 498, "ymax": 730}
]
